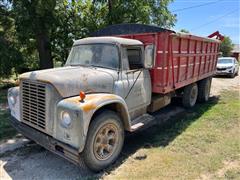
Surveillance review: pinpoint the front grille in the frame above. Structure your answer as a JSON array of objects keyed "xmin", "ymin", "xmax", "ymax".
[
  {"xmin": 217, "ymin": 68, "xmax": 226, "ymax": 71},
  {"xmin": 21, "ymin": 80, "xmax": 46, "ymax": 130}
]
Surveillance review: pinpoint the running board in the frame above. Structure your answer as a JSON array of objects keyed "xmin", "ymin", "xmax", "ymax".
[{"xmin": 130, "ymin": 114, "xmax": 155, "ymax": 132}]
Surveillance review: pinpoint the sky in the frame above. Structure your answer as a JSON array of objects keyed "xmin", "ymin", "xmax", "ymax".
[{"xmin": 168, "ymin": 0, "xmax": 240, "ymax": 44}]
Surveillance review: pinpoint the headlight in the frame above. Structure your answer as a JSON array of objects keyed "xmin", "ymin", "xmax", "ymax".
[
  {"xmin": 226, "ymin": 66, "xmax": 233, "ymax": 69},
  {"xmin": 8, "ymin": 93, "xmax": 16, "ymax": 106},
  {"xmin": 60, "ymin": 111, "xmax": 72, "ymax": 128},
  {"xmin": 9, "ymin": 96, "xmax": 16, "ymax": 105}
]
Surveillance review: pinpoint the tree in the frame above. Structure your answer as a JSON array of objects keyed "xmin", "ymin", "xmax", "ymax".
[
  {"xmin": 220, "ymin": 36, "xmax": 234, "ymax": 57},
  {"xmin": 12, "ymin": 0, "xmax": 56, "ymax": 69},
  {"xmin": 2, "ymin": 0, "xmax": 176, "ymax": 73},
  {"xmin": 180, "ymin": 29, "xmax": 189, "ymax": 33},
  {"xmin": 0, "ymin": 1, "xmax": 23, "ymax": 79},
  {"xmin": 94, "ymin": 0, "xmax": 176, "ymax": 28},
  {"xmin": 51, "ymin": 0, "xmax": 177, "ymax": 65}
]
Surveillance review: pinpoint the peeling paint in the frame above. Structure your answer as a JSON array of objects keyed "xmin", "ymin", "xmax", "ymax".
[{"xmin": 81, "ymin": 103, "xmax": 97, "ymax": 112}]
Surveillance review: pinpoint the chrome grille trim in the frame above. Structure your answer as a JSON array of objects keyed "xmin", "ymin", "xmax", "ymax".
[{"xmin": 21, "ymin": 80, "xmax": 46, "ymax": 130}]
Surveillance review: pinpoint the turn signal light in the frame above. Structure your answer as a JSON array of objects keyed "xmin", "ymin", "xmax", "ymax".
[{"xmin": 79, "ymin": 91, "xmax": 86, "ymax": 102}]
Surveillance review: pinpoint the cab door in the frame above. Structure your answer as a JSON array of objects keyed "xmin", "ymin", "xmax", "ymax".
[{"xmin": 119, "ymin": 46, "xmax": 151, "ymax": 113}]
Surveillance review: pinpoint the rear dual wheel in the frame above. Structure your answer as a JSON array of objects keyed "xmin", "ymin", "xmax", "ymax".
[
  {"xmin": 182, "ymin": 83, "xmax": 198, "ymax": 108},
  {"xmin": 198, "ymin": 78, "xmax": 212, "ymax": 102},
  {"xmin": 182, "ymin": 78, "xmax": 212, "ymax": 108}
]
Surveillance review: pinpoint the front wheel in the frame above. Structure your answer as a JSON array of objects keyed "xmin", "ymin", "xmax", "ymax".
[{"xmin": 82, "ymin": 110, "xmax": 124, "ymax": 172}]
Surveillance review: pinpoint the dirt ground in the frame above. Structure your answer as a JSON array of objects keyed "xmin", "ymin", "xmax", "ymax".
[
  {"xmin": 0, "ymin": 75, "xmax": 239, "ymax": 180},
  {"xmin": 210, "ymin": 75, "xmax": 240, "ymax": 96}
]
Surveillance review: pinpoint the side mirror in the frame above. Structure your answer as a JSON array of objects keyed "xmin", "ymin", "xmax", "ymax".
[{"xmin": 144, "ymin": 44, "xmax": 155, "ymax": 69}]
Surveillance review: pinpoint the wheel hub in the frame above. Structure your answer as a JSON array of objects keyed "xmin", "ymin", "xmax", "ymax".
[{"xmin": 93, "ymin": 123, "xmax": 118, "ymax": 161}]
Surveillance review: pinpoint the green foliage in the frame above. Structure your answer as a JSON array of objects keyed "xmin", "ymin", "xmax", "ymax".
[
  {"xmin": 1, "ymin": 0, "xmax": 177, "ymax": 76},
  {"xmin": 53, "ymin": 0, "xmax": 177, "ymax": 64},
  {"xmin": 12, "ymin": 0, "xmax": 56, "ymax": 69},
  {"xmin": 0, "ymin": 2, "xmax": 23, "ymax": 79},
  {"xmin": 0, "ymin": 87, "xmax": 17, "ymax": 140},
  {"xmin": 105, "ymin": 90, "xmax": 240, "ymax": 179},
  {"xmin": 92, "ymin": 0, "xmax": 176, "ymax": 27},
  {"xmin": 180, "ymin": 29, "xmax": 189, "ymax": 33},
  {"xmin": 220, "ymin": 36, "xmax": 234, "ymax": 57}
]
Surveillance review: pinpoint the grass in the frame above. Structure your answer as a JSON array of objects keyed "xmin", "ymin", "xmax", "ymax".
[
  {"xmin": 0, "ymin": 79, "xmax": 239, "ymax": 179},
  {"xmin": 104, "ymin": 90, "xmax": 240, "ymax": 179},
  {"xmin": 0, "ymin": 81, "xmax": 17, "ymax": 141}
]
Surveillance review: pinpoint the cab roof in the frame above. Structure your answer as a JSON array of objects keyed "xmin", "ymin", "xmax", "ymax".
[{"xmin": 73, "ymin": 36, "xmax": 143, "ymax": 46}]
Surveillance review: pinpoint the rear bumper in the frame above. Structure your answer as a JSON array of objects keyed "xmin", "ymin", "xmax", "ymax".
[{"xmin": 10, "ymin": 116, "xmax": 81, "ymax": 165}]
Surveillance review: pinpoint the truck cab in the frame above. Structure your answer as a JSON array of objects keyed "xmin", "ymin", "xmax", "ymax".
[{"xmin": 8, "ymin": 36, "xmax": 155, "ymax": 171}]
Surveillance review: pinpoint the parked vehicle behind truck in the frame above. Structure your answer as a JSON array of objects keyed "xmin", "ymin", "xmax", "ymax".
[
  {"xmin": 216, "ymin": 57, "xmax": 239, "ymax": 78},
  {"xmin": 8, "ymin": 24, "xmax": 222, "ymax": 171}
]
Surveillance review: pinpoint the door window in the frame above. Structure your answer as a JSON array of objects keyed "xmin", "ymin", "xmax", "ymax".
[{"xmin": 122, "ymin": 47, "xmax": 143, "ymax": 70}]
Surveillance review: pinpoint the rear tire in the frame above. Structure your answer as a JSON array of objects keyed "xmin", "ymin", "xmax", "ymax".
[
  {"xmin": 82, "ymin": 110, "xmax": 124, "ymax": 172},
  {"xmin": 198, "ymin": 77, "xmax": 212, "ymax": 102},
  {"xmin": 182, "ymin": 83, "xmax": 198, "ymax": 108}
]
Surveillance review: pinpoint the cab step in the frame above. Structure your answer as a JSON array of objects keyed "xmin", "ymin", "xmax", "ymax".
[{"xmin": 130, "ymin": 114, "xmax": 155, "ymax": 132}]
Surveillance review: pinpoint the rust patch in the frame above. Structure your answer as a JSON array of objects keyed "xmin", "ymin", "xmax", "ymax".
[
  {"xmin": 65, "ymin": 94, "xmax": 118, "ymax": 112},
  {"xmin": 66, "ymin": 94, "xmax": 117, "ymax": 103},
  {"xmin": 85, "ymin": 94, "xmax": 117, "ymax": 101},
  {"xmin": 85, "ymin": 94, "xmax": 100, "ymax": 100},
  {"xmin": 82, "ymin": 103, "xmax": 97, "ymax": 112}
]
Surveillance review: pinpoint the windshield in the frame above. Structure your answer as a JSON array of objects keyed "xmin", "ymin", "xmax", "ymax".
[
  {"xmin": 66, "ymin": 44, "xmax": 119, "ymax": 69},
  {"xmin": 218, "ymin": 58, "xmax": 233, "ymax": 64}
]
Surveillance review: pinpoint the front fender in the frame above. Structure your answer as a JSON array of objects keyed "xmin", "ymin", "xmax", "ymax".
[
  {"xmin": 57, "ymin": 93, "xmax": 130, "ymax": 152},
  {"xmin": 66, "ymin": 93, "xmax": 131, "ymax": 133}
]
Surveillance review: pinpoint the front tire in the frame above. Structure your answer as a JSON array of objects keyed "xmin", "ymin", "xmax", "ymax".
[
  {"xmin": 182, "ymin": 83, "xmax": 198, "ymax": 108},
  {"xmin": 82, "ymin": 110, "xmax": 124, "ymax": 172}
]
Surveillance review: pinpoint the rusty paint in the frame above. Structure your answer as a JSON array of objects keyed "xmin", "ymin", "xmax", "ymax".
[
  {"xmin": 65, "ymin": 94, "xmax": 118, "ymax": 112},
  {"xmin": 82, "ymin": 103, "xmax": 97, "ymax": 112},
  {"xmin": 84, "ymin": 94, "xmax": 117, "ymax": 101}
]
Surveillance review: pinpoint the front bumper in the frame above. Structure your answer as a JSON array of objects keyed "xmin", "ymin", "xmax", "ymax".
[
  {"xmin": 216, "ymin": 69, "xmax": 234, "ymax": 75},
  {"xmin": 10, "ymin": 116, "xmax": 81, "ymax": 165}
]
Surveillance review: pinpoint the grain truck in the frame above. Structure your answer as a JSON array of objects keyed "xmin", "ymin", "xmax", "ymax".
[{"xmin": 8, "ymin": 24, "xmax": 223, "ymax": 171}]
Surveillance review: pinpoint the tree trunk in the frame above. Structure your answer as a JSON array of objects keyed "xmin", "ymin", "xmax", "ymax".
[
  {"xmin": 108, "ymin": 0, "xmax": 113, "ymax": 25},
  {"xmin": 36, "ymin": 33, "xmax": 53, "ymax": 69}
]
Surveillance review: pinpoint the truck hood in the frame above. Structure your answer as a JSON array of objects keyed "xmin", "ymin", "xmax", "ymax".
[{"xmin": 19, "ymin": 66, "xmax": 115, "ymax": 97}]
